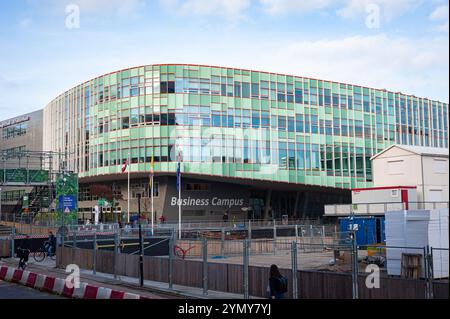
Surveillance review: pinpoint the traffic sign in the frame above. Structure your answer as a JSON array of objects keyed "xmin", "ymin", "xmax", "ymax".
[{"xmin": 58, "ymin": 195, "xmax": 77, "ymax": 211}]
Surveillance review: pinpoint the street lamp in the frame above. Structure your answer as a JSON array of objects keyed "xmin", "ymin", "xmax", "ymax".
[{"xmin": 137, "ymin": 193, "xmax": 144, "ymax": 287}]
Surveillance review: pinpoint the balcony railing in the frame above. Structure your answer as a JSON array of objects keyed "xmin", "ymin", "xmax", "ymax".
[{"xmin": 324, "ymin": 201, "xmax": 450, "ymax": 216}]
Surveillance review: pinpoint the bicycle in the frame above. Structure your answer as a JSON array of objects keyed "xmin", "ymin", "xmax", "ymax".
[
  {"xmin": 17, "ymin": 248, "xmax": 30, "ymax": 270},
  {"xmin": 33, "ymin": 245, "xmax": 56, "ymax": 262}
]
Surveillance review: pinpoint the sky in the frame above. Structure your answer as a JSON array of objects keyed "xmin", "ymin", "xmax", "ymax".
[{"xmin": 0, "ymin": 0, "xmax": 448, "ymax": 120}]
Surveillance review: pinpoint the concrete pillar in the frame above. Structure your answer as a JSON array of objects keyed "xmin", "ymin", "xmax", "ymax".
[
  {"xmin": 263, "ymin": 189, "xmax": 272, "ymax": 221},
  {"xmin": 293, "ymin": 191, "xmax": 300, "ymax": 219},
  {"xmin": 301, "ymin": 192, "xmax": 309, "ymax": 219}
]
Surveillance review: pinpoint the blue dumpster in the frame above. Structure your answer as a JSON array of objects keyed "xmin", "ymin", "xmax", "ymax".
[{"xmin": 339, "ymin": 216, "xmax": 385, "ymax": 246}]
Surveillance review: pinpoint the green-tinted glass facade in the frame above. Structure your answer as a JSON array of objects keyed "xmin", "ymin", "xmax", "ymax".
[{"xmin": 44, "ymin": 64, "xmax": 449, "ymax": 190}]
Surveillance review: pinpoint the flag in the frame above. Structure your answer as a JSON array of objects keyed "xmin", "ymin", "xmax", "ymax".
[
  {"xmin": 149, "ymin": 156, "xmax": 154, "ymax": 189},
  {"xmin": 150, "ymin": 156, "xmax": 154, "ymax": 174},
  {"xmin": 121, "ymin": 159, "xmax": 129, "ymax": 173},
  {"xmin": 176, "ymin": 153, "xmax": 181, "ymax": 192}
]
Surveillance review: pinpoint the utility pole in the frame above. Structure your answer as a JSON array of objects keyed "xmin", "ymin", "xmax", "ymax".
[
  {"xmin": 137, "ymin": 193, "xmax": 144, "ymax": 287},
  {"xmin": 113, "ymin": 183, "xmax": 118, "ymax": 226}
]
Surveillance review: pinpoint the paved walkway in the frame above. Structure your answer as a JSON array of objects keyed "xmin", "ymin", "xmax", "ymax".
[
  {"xmin": 0, "ymin": 258, "xmax": 169, "ymax": 299},
  {"xmin": 0, "ymin": 257, "xmax": 261, "ymax": 299}
]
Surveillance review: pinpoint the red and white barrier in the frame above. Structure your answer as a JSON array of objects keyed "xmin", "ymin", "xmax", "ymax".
[{"xmin": 0, "ymin": 265, "xmax": 151, "ymax": 299}]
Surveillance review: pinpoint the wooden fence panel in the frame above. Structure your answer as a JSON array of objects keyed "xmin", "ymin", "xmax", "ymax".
[
  {"xmin": 227, "ymin": 264, "xmax": 244, "ymax": 294},
  {"xmin": 143, "ymin": 256, "xmax": 167, "ymax": 282},
  {"xmin": 0, "ymin": 240, "xmax": 10, "ymax": 257},
  {"xmin": 298, "ymin": 271, "xmax": 352, "ymax": 299},
  {"xmin": 97, "ymin": 250, "xmax": 114, "ymax": 274},
  {"xmin": 56, "ymin": 247, "xmax": 448, "ymax": 299},
  {"xmin": 433, "ymin": 282, "xmax": 450, "ymax": 299},
  {"xmin": 172, "ymin": 259, "xmax": 203, "ymax": 288},
  {"xmin": 248, "ymin": 265, "xmax": 268, "ymax": 298},
  {"xmin": 358, "ymin": 275, "xmax": 426, "ymax": 299},
  {"xmin": 124, "ymin": 254, "xmax": 139, "ymax": 278},
  {"xmin": 116, "ymin": 253, "xmax": 127, "ymax": 276},
  {"xmin": 207, "ymin": 262, "xmax": 229, "ymax": 292}
]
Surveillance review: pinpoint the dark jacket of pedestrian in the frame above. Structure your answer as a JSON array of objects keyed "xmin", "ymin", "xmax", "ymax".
[
  {"xmin": 223, "ymin": 212, "xmax": 229, "ymax": 222},
  {"xmin": 268, "ymin": 264, "xmax": 287, "ymax": 299}
]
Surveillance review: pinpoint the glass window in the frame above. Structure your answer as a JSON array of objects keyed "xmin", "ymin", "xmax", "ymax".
[
  {"xmin": 278, "ymin": 117, "xmax": 286, "ymax": 131},
  {"xmin": 130, "ymin": 109, "xmax": 139, "ymax": 125},
  {"xmin": 242, "ymin": 83, "xmax": 250, "ymax": 98},
  {"xmin": 168, "ymin": 81, "xmax": 175, "ymax": 93},
  {"xmin": 122, "ymin": 117, "xmax": 129, "ymax": 129},
  {"xmin": 234, "ymin": 82, "xmax": 241, "ymax": 98},
  {"xmin": 295, "ymin": 89, "xmax": 303, "ymax": 104},
  {"xmin": 287, "ymin": 117, "xmax": 295, "ymax": 132},
  {"xmin": 252, "ymin": 111, "xmax": 260, "ymax": 128},
  {"xmin": 251, "ymin": 83, "xmax": 259, "ymax": 98}
]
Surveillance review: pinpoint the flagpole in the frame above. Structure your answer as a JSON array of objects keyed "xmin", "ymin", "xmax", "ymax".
[
  {"xmin": 127, "ymin": 151, "xmax": 130, "ymax": 224},
  {"xmin": 178, "ymin": 152, "xmax": 182, "ymax": 240},
  {"xmin": 178, "ymin": 169, "xmax": 181, "ymax": 240},
  {"xmin": 151, "ymin": 174, "xmax": 154, "ymax": 235}
]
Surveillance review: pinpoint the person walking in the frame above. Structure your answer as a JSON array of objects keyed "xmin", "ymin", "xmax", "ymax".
[
  {"xmin": 267, "ymin": 264, "xmax": 288, "ymax": 299},
  {"xmin": 222, "ymin": 210, "xmax": 229, "ymax": 223},
  {"xmin": 44, "ymin": 231, "xmax": 56, "ymax": 257}
]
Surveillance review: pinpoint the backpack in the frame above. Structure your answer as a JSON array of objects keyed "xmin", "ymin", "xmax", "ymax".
[{"xmin": 276, "ymin": 276, "xmax": 288, "ymax": 294}]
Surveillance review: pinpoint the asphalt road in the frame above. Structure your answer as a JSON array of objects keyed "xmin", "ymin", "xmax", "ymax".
[{"xmin": 0, "ymin": 280, "xmax": 64, "ymax": 299}]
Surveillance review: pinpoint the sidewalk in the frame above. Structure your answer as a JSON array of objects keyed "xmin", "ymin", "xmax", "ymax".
[
  {"xmin": 0, "ymin": 258, "xmax": 166, "ymax": 299},
  {"xmin": 0, "ymin": 258, "xmax": 261, "ymax": 299}
]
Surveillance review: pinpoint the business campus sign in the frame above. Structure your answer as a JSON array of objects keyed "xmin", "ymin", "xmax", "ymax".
[{"xmin": 170, "ymin": 197, "xmax": 245, "ymax": 208}]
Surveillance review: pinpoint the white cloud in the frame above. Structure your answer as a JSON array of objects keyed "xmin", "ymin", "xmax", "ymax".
[
  {"xmin": 337, "ymin": 0, "xmax": 424, "ymax": 20},
  {"xmin": 259, "ymin": 0, "xmax": 424, "ymax": 20},
  {"xmin": 159, "ymin": 0, "xmax": 251, "ymax": 19},
  {"xmin": 41, "ymin": 0, "xmax": 146, "ymax": 16},
  {"xmin": 19, "ymin": 18, "xmax": 32, "ymax": 29},
  {"xmin": 260, "ymin": 0, "xmax": 342, "ymax": 15},
  {"xmin": 430, "ymin": 4, "xmax": 449, "ymax": 32},
  {"xmin": 430, "ymin": 4, "xmax": 449, "ymax": 20},
  {"xmin": 254, "ymin": 34, "xmax": 449, "ymax": 101}
]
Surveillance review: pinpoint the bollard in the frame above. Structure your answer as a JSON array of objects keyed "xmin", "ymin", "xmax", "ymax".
[
  {"xmin": 168, "ymin": 236, "xmax": 174, "ymax": 289},
  {"xmin": 221, "ymin": 228, "xmax": 225, "ymax": 258},
  {"xmin": 243, "ymin": 240, "xmax": 249, "ymax": 299},
  {"xmin": 291, "ymin": 241, "xmax": 298, "ymax": 299},
  {"xmin": 202, "ymin": 239, "xmax": 208, "ymax": 296},
  {"xmin": 93, "ymin": 231, "xmax": 97, "ymax": 275}
]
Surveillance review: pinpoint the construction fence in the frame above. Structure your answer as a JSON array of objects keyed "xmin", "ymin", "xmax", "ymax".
[{"xmin": 53, "ymin": 226, "xmax": 448, "ymax": 299}]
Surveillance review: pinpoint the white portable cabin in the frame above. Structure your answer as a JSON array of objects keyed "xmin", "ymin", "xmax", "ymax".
[{"xmin": 351, "ymin": 186, "xmax": 418, "ymax": 214}]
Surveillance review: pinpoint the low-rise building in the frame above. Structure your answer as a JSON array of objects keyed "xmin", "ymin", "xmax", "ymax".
[{"xmin": 371, "ymin": 144, "xmax": 449, "ymax": 204}]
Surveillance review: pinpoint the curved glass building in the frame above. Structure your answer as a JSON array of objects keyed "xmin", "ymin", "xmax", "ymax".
[{"xmin": 43, "ymin": 64, "xmax": 449, "ymax": 221}]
